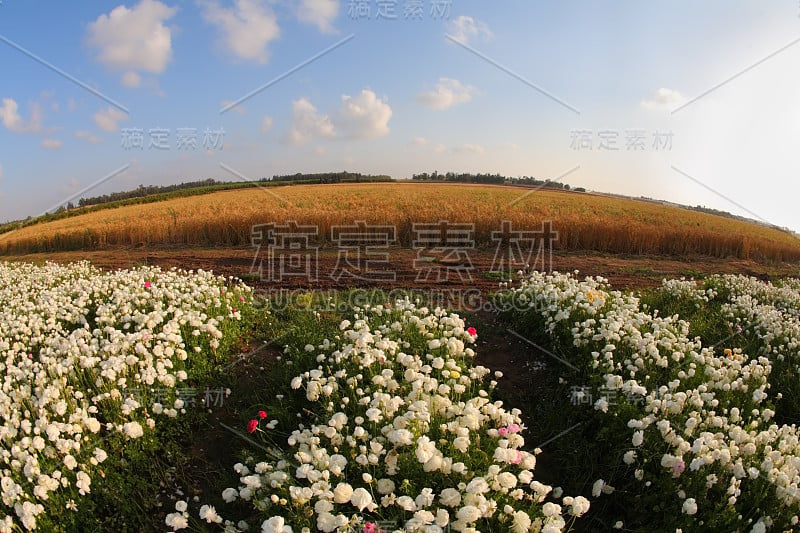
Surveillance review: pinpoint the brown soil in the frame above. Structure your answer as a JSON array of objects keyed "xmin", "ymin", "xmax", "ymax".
[{"xmin": 4, "ymin": 246, "xmax": 797, "ymax": 292}]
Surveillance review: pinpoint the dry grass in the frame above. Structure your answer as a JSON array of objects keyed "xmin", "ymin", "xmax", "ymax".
[{"xmin": 1, "ymin": 183, "xmax": 799, "ymax": 261}]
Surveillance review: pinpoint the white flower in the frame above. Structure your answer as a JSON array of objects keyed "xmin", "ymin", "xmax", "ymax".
[
  {"xmin": 569, "ymin": 496, "xmax": 590, "ymax": 516},
  {"xmin": 396, "ymin": 495, "xmax": 417, "ymax": 511},
  {"xmin": 542, "ymin": 502, "xmax": 561, "ymax": 517},
  {"xmin": 93, "ymin": 448, "xmax": 108, "ymax": 463},
  {"xmin": 416, "ymin": 436, "xmax": 437, "ymax": 463},
  {"xmin": 512, "ymin": 510, "xmax": 531, "ymax": 533},
  {"xmin": 439, "ymin": 488, "xmax": 462, "ymax": 507},
  {"xmin": 465, "ymin": 477, "xmax": 489, "ymax": 494},
  {"xmin": 350, "ymin": 487, "xmax": 373, "ymax": 511},
  {"xmin": 496, "ymin": 472, "xmax": 517, "ymax": 489},
  {"xmin": 123, "ymin": 421, "xmax": 144, "ymax": 439},
  {"xmin": 333, "ymin": 483, "xmax": 353, "ymax": 504},
  {"xmin": 456, "ymin": 505, "xmax": 482, "ymax": 523},
  {"xmin": 316, "ymin": 512, "xmax": 338, "ymax": 532},
  {"xmin": 199, "ymin": 504, "xmax": 223, "ymax": 523},
  {"xmin": 261, "ymin": 516, "xmax": 292, "ymax": 533},
  {"xmin": 377, "ymin": 478, "xmax": 395, "ymax": 495},
  {"xmin": 681, "ymin": 498, "xmax": 697, "ymax": 515},
  {"xmin": 592, "ymin": 479, "xmax": 605, "ymax": 498},
  {"xmin": 166, "ymin": 512, "xmax": 189, "ymax": 530}
]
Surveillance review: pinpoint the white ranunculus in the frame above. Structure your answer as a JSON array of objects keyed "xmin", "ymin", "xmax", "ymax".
[
  {"xmin": 333, "ymin": 483, "xmax": 353, "ymax": 504},
  {"xmin": 350, "ymin": 487, "xmax": 372, "ymax": 511}
]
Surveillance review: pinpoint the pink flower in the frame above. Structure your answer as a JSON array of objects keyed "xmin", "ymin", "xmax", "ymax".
[
  {"xmin": 258, "ymin": 410, "xmax": 267, "ymax": 419},
  {"xmin": 467, "ymin": 327, "xmax": 477, "ymax": 337},
  {"xmin": 231, "ymin": 308, "xmax": 237, "ymax": 314},
  {"xmin": 247, "ymin": 419, "xmax": 258, "ymax": 434},
  {"xmin": 511, "ymin": 451, "xmax": 522, "ymax": 465},
  {"xmin": 239, "ymin": 296, "xmax": 245, "ymax": 302},
  {"xmin": 363, "ymin": 523, "xmax": 376, "ymax": 533},
  {"xmin": 672, "ymin": 460, "xmax": 686, "ymax": 477},
  {"xmin": 144, "ymin": 281, "xmax": 151, "ymax": 289},
  {"xmin": 508, "ymin": 423, "xmax": 520, "ymax": 434},
  {"xmin": 498, "ymin": 427, "xmax": 508, "ymax": 436}
]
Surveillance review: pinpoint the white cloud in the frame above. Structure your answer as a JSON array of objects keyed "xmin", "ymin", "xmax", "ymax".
[
  {"xmin": 41, "ymin": 139, "xmax": 63, "ymax": 150},
  {"xmin": 87, "ymin": 0, "xmax": 177, "ymax": 81},
  {"xmin": 335, "ymin": 89, "xmax": 392, "ymax": 139},
  {"xmin": 447, "ymin": 15, "xmax": 492, "ymax": 45},
  {"xmin": 285, "ymin": 89, "xmax": 392, "ymax": 144},
  {"xmin": 411, "ymin": 136, "xmax": 427, "ymax": 146},
  {"xmin": 221, "ymin": 100, "xmax": 246, "ymax": 115},
  {"xmin": 0, "ymin": 98, "xmax": 42, "ymax": 133},
  {"xmin": 75, "ymin": 130, "xmax": 103, "ymax": 144},
  {"xmin": 261, "ymin": 115, "xmax": 273, "ymax": 133},
  {"xmin": 200, "ymin": 0, "xmax": 280, "ymax": 64},
  {"xmin": 641, "ymin": 88, "xmax": 685, "ymax": 110},
  {"xmin": 417, "ymin": 78, "xmax": 475, "ymax": 110},
  {"xmin": 93, "ymin": 106, "xmax": 128, "ymax": 132},
  {"xmin": 452, "ymin": 143, "xmax": 485, "ymax": 155},
  {"xmin": 296, "ymin": 0, "xmax": 339, "ymax": 33},
  {"xmin": 313, "ymin": 145, "xmax": 326, "ymax": 156},
  {"xmin": 121, "ymin": 71, "xmax": 142, "ymax": 88},
  {"xmin": 286, "ymin": 97, "xmax": 336, "ymax": 145},
  {"xmin": 434, "ymin": 143, "xmax": 446, "ymax": 153}
]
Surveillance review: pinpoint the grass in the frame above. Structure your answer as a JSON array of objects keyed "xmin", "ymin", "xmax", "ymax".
[{"xmin": 1, "ymin": 183, "xmax": 799, "ymax": 262}]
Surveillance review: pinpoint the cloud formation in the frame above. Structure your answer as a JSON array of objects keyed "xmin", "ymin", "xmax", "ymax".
[
  {"xmin": 296, "ymin": 0, "xmax": 339, "ymax": 34},
  {"xmin": 87, "ymin": 0, "xmax": 178, "ymax": 84},
  {"xmin": 200, "ymin": 0, "xmax": 280, "ymax": 63},
  {"xmin": 417, "ymin": 78, "xmax": 475, "ymax": 110},
  {"xmin": 447, "ymin": 16, "xmax": 492, "ymax": 44}
]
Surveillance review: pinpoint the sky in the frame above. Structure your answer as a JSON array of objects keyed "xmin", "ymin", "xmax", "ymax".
[{"xmin": 1, "ymin": 1, "xmax": 800, "ymax": 232}]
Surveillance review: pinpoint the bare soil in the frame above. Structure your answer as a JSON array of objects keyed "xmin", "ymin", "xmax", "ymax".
[{"xmin": 4, "ymin": 246, "xmax": 796, "ymax": 292}]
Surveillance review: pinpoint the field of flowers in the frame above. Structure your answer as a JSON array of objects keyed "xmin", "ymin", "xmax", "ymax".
[
  {"xmin": 0, "ymin": 261, "xmax": 253, "ymax": 531},
  {"xmin": 499, "ymin": 271, "xmax": 800, "ymax": 532},
  {"xmin": 2, "ymin": 259, "xmax": 799, "ymax": 532},
  {"xmin": 178, "ymin": 298, "xmax": 590, "ymax": 532}
]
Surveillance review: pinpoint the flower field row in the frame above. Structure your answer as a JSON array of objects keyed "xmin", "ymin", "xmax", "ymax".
[
  {"xmin": 182, "ymin": 299, "xmax": 590, "ymax": 532},
  {"xmin": 501, "ymin": 271, "xmax": 800, "ymax": 532},
  {"xmin": 0, "ymin": 261, "xmax": 251, "ymax": 530}
]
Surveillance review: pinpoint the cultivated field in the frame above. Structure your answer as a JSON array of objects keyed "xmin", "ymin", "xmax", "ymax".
[
  {"xmin": 2, "ymin": 182, "xmax": 800, "ymax": 531},
  {"xmin": 2, "ymin": 183, "xmax": 799, "ymax": 261},
  {"xmin": 2, "ymin": 262, "xmax": 800, "ymax": 531}
]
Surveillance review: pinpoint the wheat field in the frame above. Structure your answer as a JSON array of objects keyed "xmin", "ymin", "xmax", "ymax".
[{"xmin": 1, "ymin": 183, "xmax": 798, "ymax": 261}]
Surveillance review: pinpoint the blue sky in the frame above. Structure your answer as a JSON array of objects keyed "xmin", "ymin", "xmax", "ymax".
[{"xmin": 1, "ymin": 1, "xmax": 799, "ymax": 233}]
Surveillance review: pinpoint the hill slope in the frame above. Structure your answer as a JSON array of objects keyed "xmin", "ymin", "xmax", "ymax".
[{"xmin": 1, "ymin": 183, "xmax": 798, "ymax": 261}]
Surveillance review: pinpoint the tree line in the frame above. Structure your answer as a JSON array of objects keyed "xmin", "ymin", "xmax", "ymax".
[{"xmin": 411, "ymin": 172, "xmax": 577, "ymax": 190}]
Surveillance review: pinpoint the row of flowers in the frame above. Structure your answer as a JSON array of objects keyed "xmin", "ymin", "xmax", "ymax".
[
  {"xmin": 500, "ymin": 271, "xmax": 800, "ymax": 531},
  {"xmin": 0, "ymin": 261, "xmax": 250, "ymax": 530},
  {"xmin": 181, "ymin": 299, "xmax": 590, "ymax": 532}
]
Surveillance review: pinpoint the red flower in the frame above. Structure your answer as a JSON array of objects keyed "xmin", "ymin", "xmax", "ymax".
[
  {"xmin": 467, "ymin": 327, "xmax": 477, "ymax": 337},
  {"xmin": 247, "ymin": 419, "xmax": 258, "ymax": 433},
  {"xmin": 258, "ymin": 410, "xmax": 267, "ymax": 419},
  {"xmin": 363, "ymin": 524, "xmax": 376, "ymax": 533},
  {"xmin": 144, "ymin": 281, "xmax": 152, "ymax": 289}
]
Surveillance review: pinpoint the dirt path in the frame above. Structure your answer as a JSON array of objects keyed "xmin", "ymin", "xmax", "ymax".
[{"xmin": 4, "ymin": 246, "xmax": 797, "ymax": 292}]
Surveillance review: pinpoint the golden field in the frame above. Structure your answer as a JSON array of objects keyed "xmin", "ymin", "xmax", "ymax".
[{"xmin": 1, "ymin": 182, "xmax": 799, "ymax": 261}]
